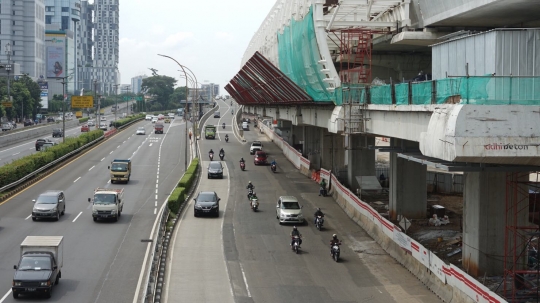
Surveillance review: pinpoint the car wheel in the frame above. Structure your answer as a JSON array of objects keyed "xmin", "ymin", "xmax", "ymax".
[
  {"xmin": 194, "ymin": 212, "xmax": 198, "ymax": 217},
  {"xmin": 215, "ymin": 209, "xmax": 219, "ymax": 217},
  {"xmin": 93, "ymin": 217, "xmax": 97, "ymax": 222},
  {"xmin": 61, "ymin": 205, "xmax": 65, "ymax": 215},
  {"xmin": 55, "ymin": 273, "xmax": 60, "ymax": 285},
  {"xmin": 32, "ymin": 217, "xmax": 37, "ymax": 221},
  {"xmin": 12, "ymin": 292, "xmax": 18, "ymax": 299},
  {"xmin": 55, "ymin": 211, "xmax": 60, "ymax": 221},
  {"xmin": 207, "ymin": 174, "xmax": 210, "ymax": 179}
]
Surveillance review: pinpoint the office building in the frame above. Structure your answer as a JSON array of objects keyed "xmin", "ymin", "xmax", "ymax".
[
  {"xmin": 200, "ymin": 83, "xmax": 219, "ymax": 101},
  {"xmin": 131, "ymin": 75, "xmax": 148, "ymax": 94}
]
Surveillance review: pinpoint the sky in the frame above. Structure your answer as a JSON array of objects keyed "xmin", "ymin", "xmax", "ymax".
[{"xmin": 118, "ymin": 0, "xmax": 277, "ymax": 95}]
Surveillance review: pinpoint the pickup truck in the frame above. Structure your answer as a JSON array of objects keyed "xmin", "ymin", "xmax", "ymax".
[
  {"xmin": 88, "ymin": 188, "xmax": 124, "ymax": 222},
  {"xmin": 12, "ymin": 236, "xmax": 63, "ymax": 299},
  {"xmin": 154, "ymin": 122, "xmax": 164, "ymax": 134},
  {"xmin": 108, "ymin": 159, "xmax": 131, "ymax": 183}
]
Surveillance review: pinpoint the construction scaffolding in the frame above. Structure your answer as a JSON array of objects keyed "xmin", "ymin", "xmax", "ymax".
[
  {"xmin": 502, "ymin": 171, "xmax": 540, "ymax": 302},
  {"xmin": 338, "ymin": 29, "xmax": 374, "ymax": 85}
]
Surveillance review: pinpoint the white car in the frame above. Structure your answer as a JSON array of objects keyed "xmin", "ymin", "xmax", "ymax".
[
  {"xmin": 100, "ymin": 116, "xmax": 107, "ymax": 121},
  {"xmin": 168, "ymin": 113, "xmax": 175, "ymax": 118},
  {"xmin": 136, "ymin": 127, "xmax": 146, "ymax": 135},
  {"xmin": 145, "ymin": 115, "xmax": 153, "ymax": 121},
  {"xmin": 152, "ymin": 117, "xmax": 158, "ymax": 123},
  {"xmin": 87, "ymin": 120, "xmax": 95, "ymax": 126},
  {"xmin": 99, "ymin": 123, "xmax": 107, "ymax": 130},
  {"xmin": 250, "ymin": 141, "xmax": 263, "ymax": 154},
  {"xmin": 276, "ymin": 196, "xmax": 304, "ymax": 224}
]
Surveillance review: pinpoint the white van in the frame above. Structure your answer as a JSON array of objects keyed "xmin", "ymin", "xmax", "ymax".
[
  {"xmin": 242, "ymin": 122, "xmax": 249, "ymax": 130},
  {"xmin": 145, "ymin": 115, "xmax": 152, "ymax": 120}
]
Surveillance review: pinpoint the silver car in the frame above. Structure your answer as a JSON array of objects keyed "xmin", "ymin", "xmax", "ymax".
[
  {"xmin": 32, "ymin": 190, "xmax": 66, "ymax": 221},
  {"xmin": 276, "ymin": 196, "xmax": 304, "ymax": 224},
  {"xmin": 136, "ymin": 127, "xmax": 146, "ymax": 135}
]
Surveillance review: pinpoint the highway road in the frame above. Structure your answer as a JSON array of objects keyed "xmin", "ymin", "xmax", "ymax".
[
  {"xmin": 165, "ymin": 99, "xmax": 440, "ymax": 302},
  {"xmin": 0, "ymin": 103, "xmax": 133, "ymax": 166},
  {"xmin": 0, "ymin": 115, "xmax": 188, "ymax": 303}
]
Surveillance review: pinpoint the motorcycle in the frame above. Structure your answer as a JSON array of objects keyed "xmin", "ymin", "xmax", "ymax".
[
  {"xmin": 271, "ymin": 163, "xmax": 277, "ymax": 173},
  {"xmin": 219, "ymin": 152, "xmax": 225, "ymax": 161},
  {"xmin": 240, "ymin": 161, "xmax": 246, "ymax": 171},
  {"xmin": 292, "ymin": 236, "xmax": 301, "ymax": 254},
  {"xmin": 315, "ymin": 216, "xmax": 324, "ymax": 230},
  {"xmin": 320, "ymin": 185, "xmax": 327, "ymax": 197},
  {"xmin": 247, "ymin": 188, "xmax": 254, "ymax": 200},
  {"xmin": 222, "ymin": 123, "xmax": 226, "ymax": 129},
  {"xmin": 225, "ymin": 136, "xmax": 229, "ymax": 142},
  {"xmin": 250, "ymin": 198, "xmax": 259, "ymax": 212},
  {"xmin": 331, "ymin": 242, "xmax": 341, "ymax": 262},
  {"xmin": 209, "ymin": 152, "xmax": 214, "ymax": 161}
]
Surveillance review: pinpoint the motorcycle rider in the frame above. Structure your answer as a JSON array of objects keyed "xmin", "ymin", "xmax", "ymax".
[
  {"xmin": 246, "ymin": 180, "xmax": 254, "ymax": 190},
  {"xmin": 319, "ymin": 179, "xmax": 327, "ymax": 196},
  {"xmin": 225, "ymin": 134, "xmax": 229, "ymax": 141},
  {"xmin": 250, "ymin": 192, "xmax": 258, "ymax": 209},
  {"xmin": 330, "ymin": 234, "xmax": 341, "ymax": 255},
  {"xmin": 314, "ymin": 207, "xmax": 325, "ymax": 225},
  {"xmin": 209, "ymin": 149, "xmax": 214, "ymax": 159},
  {"xmin": 271, "ymin": 159, "xmax": 277, "ymax": 167},
  {"xmin": 222, "ymin": 122, "xmax": 226, "ymax": 129},
  {"xmin": 219, "ymin": 148, "xmax": 225, "ymax": 156},
  {"xmin": 290, "ymin": 226, "xmax": 302, "ymax": 248}
]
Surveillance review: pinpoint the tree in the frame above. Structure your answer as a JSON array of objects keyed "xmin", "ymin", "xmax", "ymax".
[
  {"xmin": 141, "ymin": 76, "xmax": 176, "ymax": 109},
  {"xmin": 168, "ymin": 86, "xmax": 188, "ymax": 110}
]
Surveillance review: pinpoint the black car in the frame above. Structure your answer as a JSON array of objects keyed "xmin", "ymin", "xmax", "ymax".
[
  {"xmin": 46, "ymin": 117, "xmax": 55, "ymax": 123},
  {"xmin": 207, "ymin": 161, "xmax": 224, "ymax": 179},
  {"xmin": 23, "ymin": 119, "xmax": 34, "ymax": 126},
  {"xmin": 35, "ymin": 139, "xmax": 53, "ymax": 151},
  {"xmin": 52, "ymin": 128, "xmax": 63, "ymax": 137},
  {"xmin": 193, "ymin": 191, "xmax": 220, "ymax": 217}
]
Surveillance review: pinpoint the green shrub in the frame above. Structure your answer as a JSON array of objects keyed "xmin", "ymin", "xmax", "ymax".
[
  {"xmin": 178, "ymin": 173, "xmax": 193, "ymax": 189},
  {"xmin": 168, "ymin": 187, "xmax": 186, "ymax": 214},
  {"xmin": 79, "ymin": 117, "xmax": 89, "ymax": 123}
]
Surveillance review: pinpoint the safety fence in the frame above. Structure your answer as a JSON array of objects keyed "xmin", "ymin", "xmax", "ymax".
[
  {"xmin": 260, "ymin": 123, "xmax": 508, "ymax": 303},
  {"xmin": 342, "ymin": 76, "xmax": 540, "ymax": 106}
]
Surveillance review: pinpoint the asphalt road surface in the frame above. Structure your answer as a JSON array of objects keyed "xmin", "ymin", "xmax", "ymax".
[
  {"xmin": 164, "ymin": 99, "xmax": 440, "ymax": 303},
  {"xmin": 0, "ymin": 116, "xmax": 188, "ymax": 303}
]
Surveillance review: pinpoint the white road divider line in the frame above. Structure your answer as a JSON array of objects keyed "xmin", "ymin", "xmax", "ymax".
[
  {"xmin": 155, "ymin": 195, "xmax": 158, "ymax": 200},
  {"xmin": 12, "ymin": 152, "xmax": 20, "ymax": 155},
  {"xmin": 149, "ymin": 143, "xmax": 153, "ymax": 147},
  {"xmin": 25, "ymin": 214, "xmax": 31, "ymax": 220},
  {"xmin": 72, "ymin": 212, "xmax": 83, "ymax": 222},
  {"xmin": 110, "ymin": 151, "xmax": 113, "ymax": 154},
  {"xmin": 155, "ymin": 189, "xmax": 158, "ymax": 194},
  {"xmin": 101, "ymin": 157, "xmax": 105, "ymax": 161},
  {"xmin": 0, "ymin": 289, "xmax": 13, "ymax": 302},
  {"xmin": 117, "ymin": 145, "xmax": 121, "ymax": 148},
  {"xmin": 154, "ymin": 208, "xmax": 157, "ymax": 215},
  {"xmin": 89, "ymin": 165, "xmax": 95, "ymax": 171},
  {"xmin": 74, "ymin": 177, "xmax": 81, "ymax": 183}
]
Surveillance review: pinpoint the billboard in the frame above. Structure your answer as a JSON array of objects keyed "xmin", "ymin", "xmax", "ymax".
[
  {"xmin": 46, "ymin": 46, "xmax": 65, "ymax": 78},
  {"xmin": 38, "ymin": 81, "xmax": 49, "ymax": 109}
]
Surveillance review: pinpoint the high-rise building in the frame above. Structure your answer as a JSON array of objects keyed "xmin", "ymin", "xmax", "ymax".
[
  {"xmin": 79, "ymin": 1, "xmax": 94, "ymax": 92},
  {"xmin": 131, "ymin": 75, "xmax": 148, "ymax": 94},
  {"xmin": 90, "ymin": 0, "xmax": 120, "ymax": 96},
  {"xmin": 0, "ymin": 0, "xmax": 46, "ymax": 79},
  {"xmin": 200, "ymin": 83, "xmax": 219, "ymax": 101}
]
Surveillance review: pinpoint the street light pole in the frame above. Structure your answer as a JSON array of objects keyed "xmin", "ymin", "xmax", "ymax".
[
  {"xmin": 58, "ymin": 77, "xmax": 68, "ymax": 143},
  {"xmin": 94, "ymin": 80, "xmax": 100, "ymax": 129},
  {"xmin": 159, "ymin": 55, "xmax": 200, "ymax": 168},
  {"xmin": 113, "ymin": 84, "xmax": 119, "ymax": 126},
  {"xmin": 5, "ymin": 43, "xmax": 13, "ymax": 118},
  {"xmin": 72, "ymin": 17, "xmax": 80, "ymax": 95}
]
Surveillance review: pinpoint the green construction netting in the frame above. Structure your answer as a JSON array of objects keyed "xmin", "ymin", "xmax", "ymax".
[
  {"xmin": 278, "ymin": 7, "xmax": 339, "ymax": 104},
  {"xmin": 340, "ymin": 77, "xmax": 540, "ymax": 105}
]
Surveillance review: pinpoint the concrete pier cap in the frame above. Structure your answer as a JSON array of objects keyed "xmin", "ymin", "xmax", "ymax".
[{"xmin": 420, "ymin": 105, "xmax": 540, "ymax": 166}]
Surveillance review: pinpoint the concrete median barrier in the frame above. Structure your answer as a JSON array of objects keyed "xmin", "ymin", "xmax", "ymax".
[{"xmin": 0, "ymin": 120, "xmax": 80, "ymax": 148}]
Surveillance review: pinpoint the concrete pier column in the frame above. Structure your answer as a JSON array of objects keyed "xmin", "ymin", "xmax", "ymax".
[
  {"xmin": 389, "ymin": 139, "xmax": 427, "ymax": 220},
  {"xmin": 321, "ymin": 131, "xmax": 344, "ymax": 174},
  {"xmin": 305, "ymin": 126, "xmax": 322, "ymax": 170},
  {"xmin": 347, "ymin": 135, "xmax": 376, "ymax": 191},
  {"xmin": 291, "ymin": 125, "xmax": 304, "ymax": 153},
  {"xmin": 463, "ymin": 172, "xmax": 529, "ymax": 277}
]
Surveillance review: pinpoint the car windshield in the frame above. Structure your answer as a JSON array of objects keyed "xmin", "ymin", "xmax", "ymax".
[
  {"xmin": 256, "ymin": 153, "xmax": 266, "ymax": 157},
  {"xmin": 111, "ymin": 163, "xmax": 128, "ymax": 172},
  {"xmin": 252, "ymin": 142, "xmax": 261, "ymax": 147},
  {"xmin": 209, "ymin": 163, "xmax": 221, "ymax": 170},
  {"xmin": 36, "ymin": 195, "xmax": 57, "ymax": 204},
  {"xmin": 138, "ymin": 127, "xmax": 144, "ymax": 131},
  {"xmin": 93, "ymin": 193, "xmax": 116, "ymax": 204},
  {"xmin": 282, "ymin": 202, "xmax": 300, "ymax": 209},
  {"xmin": 18, "ymin": 256, "xmax": 51, "ymax": 271},
  {"xmin": 197, "ymin": 193, "xmax": 216, "ymax": 202}
]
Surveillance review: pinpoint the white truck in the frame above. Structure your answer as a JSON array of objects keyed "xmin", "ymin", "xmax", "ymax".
[
  {"xmin": 12, "ymin": 236, "xmax": 63, "ymax": 299},
  {"xmin": 88, "ymin": 188, "xmax": 124, "ymax": 222}
]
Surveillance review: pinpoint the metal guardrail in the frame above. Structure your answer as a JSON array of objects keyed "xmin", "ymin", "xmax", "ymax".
[{"xmin": 0, "ymin": 134, "xmax": 105, "ymax": 193}]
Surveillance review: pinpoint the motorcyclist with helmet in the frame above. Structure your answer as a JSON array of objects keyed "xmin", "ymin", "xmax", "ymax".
[
  {"xmin": 330, "ymin": 234, "xmax": 341, "ymax": 255},
  {"xmin": 246, "ymin": 181, "xmax": 254, "ymax": 190},
  {"xmin": 314, "ymin": 207, "xmax": 325, "ymax": 224},
  {"xmin": 290, "ymin": 226, "xmax": 303, "ymax": 248}
]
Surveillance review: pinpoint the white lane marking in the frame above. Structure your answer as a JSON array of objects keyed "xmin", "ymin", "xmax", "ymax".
[
  {"xmin": 89, "ymin": 165, "xmax": 95, "ymax": 171},
  {"xmin": 74, "ymin": 177, "xmax": 81, "ymax": 183},
  {"xmin": 149, "ymin": 143, "xmax": 153, "ymax": 147},
  {"xmin": 109, "ymin": 151, "xmax": 113, "ymax": 154},
  {"xmin": 155, "ymin": 189, "xmax": 158, "ymax": 194},
  {"xmin": 123, "ymin": 141, "xmax": 126, "ymax": 143},
  {"xmin": 155, "ymin": 201, "xmax": 157, "ymax": 207},
  {"xmin": 117, "ymin": 145, "xmax": 121, "ymax": 148},
  {"xmin": 72, "ymin": 212, "xmax": 83, "ymax": 222},
  {"xmin": 155, "ymin": 195, "xmax": 158, "ymax": 200},
  {"xmin": 12, "ymin": 152, "xmax": 20, "ymax": 155},
  {"xmin": 240, "ymin": 263, "xmax": 252, "ymax": 297},
  {"xmin": 101, "ymin": 157, "xmax": 105, "ymax": 161},
  {"xmin": 107, "ymin": 180, "xmax": 111, "ymax": 184},
  {"xmin": 25, "ymin": 214, "xmax": 32, "ymax": 220},
  {"xmin": 154, "ymin": 208, "xmax": 157, "ymax": 215},
  {"xmin": 29, "ymin": 147, "xmax": 33, "ymax": 150},
  {"xmin": 0, "ymin": 289, "xmax": 13, "ymax": 302}
]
